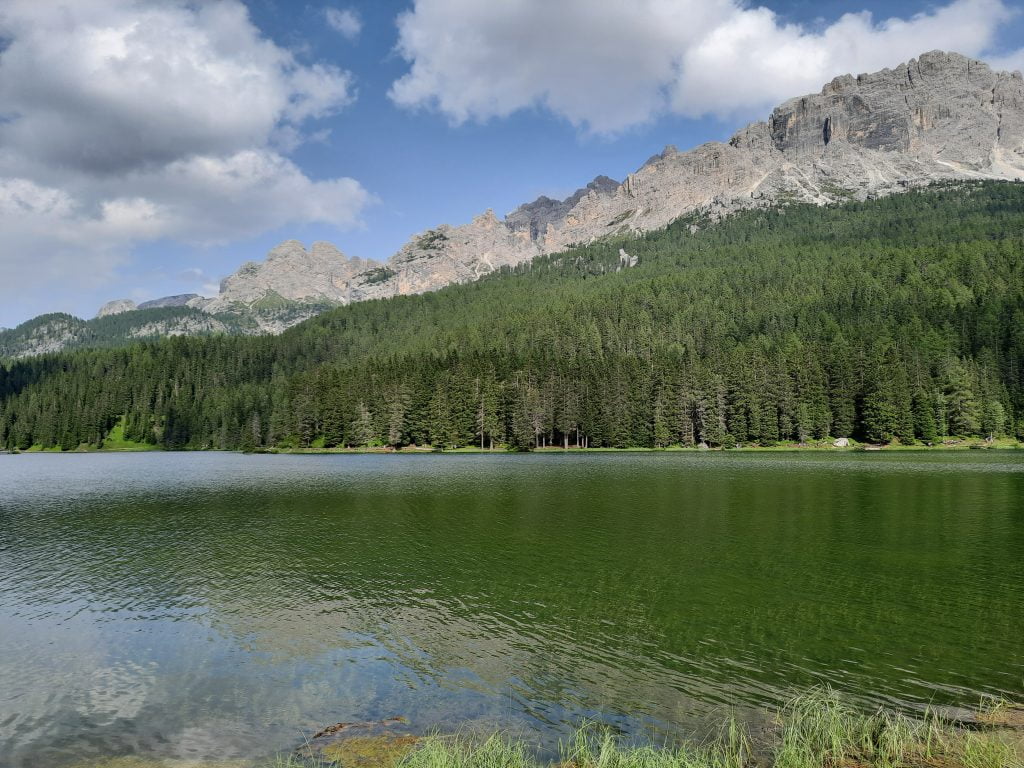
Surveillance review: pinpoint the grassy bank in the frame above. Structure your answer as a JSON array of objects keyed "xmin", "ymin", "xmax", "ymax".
[
  {"xmin": 8, "ymin": 440, "xmax": 1020, "ymax": 455},
  {"xmin": 70, "ymin": 690, "xmax": 1024, "ymax": 768},
  {"xmin": 291, "ymin": 690, "xmax": 1022, "ymax": 768},
  {"xmin": 9, "ymin": 431, "xmax": 1022, "ymax": 455},
  {"xmin": 268, "ymin": 437, "xmax": 1023, "ymax": 455},
  {"xmin": 100, "ymin": 418, "xmax": 161, "ymax": 451}
]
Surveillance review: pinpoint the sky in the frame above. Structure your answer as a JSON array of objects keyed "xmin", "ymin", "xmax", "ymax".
[{"xmin": 1, "ymin": 0, "xmax": 1023, "ymax": 328}]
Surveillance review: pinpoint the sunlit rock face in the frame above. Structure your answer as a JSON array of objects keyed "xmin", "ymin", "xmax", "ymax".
[
  {"xmin": 193, "ymin": 240, "xmax": 381, "ymax": 314},
  {"xmin": 97, "ymin": 299, "xmax": 137, "ymax": 318},
  {"xmin": 137, "ymin": 294, "xmax": 199, "ymax": 310}
]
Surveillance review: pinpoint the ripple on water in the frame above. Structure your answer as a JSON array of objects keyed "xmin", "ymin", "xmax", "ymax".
[{"xmin": 0, "ymin": 451, "xmax": 1022, "ymax": 767}]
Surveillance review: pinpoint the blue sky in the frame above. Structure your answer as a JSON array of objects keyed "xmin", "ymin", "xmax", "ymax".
[{"xmin": 1, "ymin": 0, "xmax": 1022, "ymax": 328}]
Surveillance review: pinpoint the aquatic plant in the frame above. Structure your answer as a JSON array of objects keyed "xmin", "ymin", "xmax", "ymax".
[
  {"xmin": 391, "ymin": 690, "xmax": 1023, "ymax": 768},
  {"xmin": 65, "ymin": 690, "xmax": 1024, "ymax": 768}
]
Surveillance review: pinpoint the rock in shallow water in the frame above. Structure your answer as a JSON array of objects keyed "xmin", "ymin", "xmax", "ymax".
[{"xmin": 296, "ymin": 718, "xmax": 419, "ymax": 768}]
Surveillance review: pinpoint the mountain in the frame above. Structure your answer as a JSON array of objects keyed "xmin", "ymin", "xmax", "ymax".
[
  {"xmin": 3, "ymin": 181, "xmax": 1023, "ymax": 451},
  {"xmin": 370, "ymin": 50, "xmax": 1022, "ymax": 272},
  {"xmin": 8, "ymin": 50, "xmax": 1024, "ymax": 358},
  {"xmin": 97, "ymin": 299, "xmax": 138, "ymax": 317},
  {"xmin": 141, "ymin": 51, "xmax": 1024, "ymax": 312},
  {"xmin": 204, "ymin": 51, "xmax": 1022, "ymax": 323},
  {"xmin": 96, "ymin": 295, "xmax": 200, "ymax": 317},
  {"xmin": 0, "ymin": 314, "xmax": 88, "ymax": 357},
  {"xmin": 0, "ymin": 307, "xmax": 249, "ymax": 359},
  {"xmin": 266, "ymin": 51, "xmax": 1023, "ymax": 305},
  {"xmin": 185, "ymin": 240, "xmax": 380, "ymax": 330},
  {"xmin": 138, "ymin": 294, "xmax": 201, "ymax": 310}
]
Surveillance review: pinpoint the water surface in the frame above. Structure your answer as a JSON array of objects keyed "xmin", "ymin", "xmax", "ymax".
[{"xmin": 1, "ymin": 452, "xmax": 1022, "ymax": 766}]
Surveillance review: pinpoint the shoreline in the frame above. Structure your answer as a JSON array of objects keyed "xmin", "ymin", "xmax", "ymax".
[
  {"xmin": 8, "ymin": 439, "xmax": 1023, "ymax": 455},
  {"xmin": 60, "ymin": 690, "xmax": 1024, "ymax": 768},
  {"xmin": 270, "ymin": 439, "xmax": 1024, "ymax": 455}
]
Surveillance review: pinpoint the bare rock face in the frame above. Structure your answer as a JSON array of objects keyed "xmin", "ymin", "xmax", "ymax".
[
  {"xmin": 348, "ymin": 209, "xmax": 542, "ymax": 302},
  {"xmin": 137, "ymin": 294, "xmax": 200, "ymax": 310},
  {"xmin": 196, "ymin": 240, "xmax": 381, "ymax": 313},
  {"xmin": 96, "ymin": 299, "xmax": 137, "ymax": 318},
  {"xmin": 506, "ymin": 175, "xmax": 620, "ymax": 241},
  {"xmin": 193, "ymin": 51, "xmax": 1024, "ymax": 330}
]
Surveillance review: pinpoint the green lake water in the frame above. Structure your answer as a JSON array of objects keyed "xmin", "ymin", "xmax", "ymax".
[{"xmin": 0, "ymin": 452, "xmax": 1022, "ymax": 766}]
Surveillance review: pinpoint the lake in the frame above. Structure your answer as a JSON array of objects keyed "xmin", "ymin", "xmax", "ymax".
[{"xmin": 1, "ymin": 452, "xmax": 1022, "ymax": 767}]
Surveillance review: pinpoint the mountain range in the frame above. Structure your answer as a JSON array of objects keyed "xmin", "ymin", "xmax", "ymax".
[{"xmin": 3, "ymin": 50, "xmax": 1022, "ymax": 359}]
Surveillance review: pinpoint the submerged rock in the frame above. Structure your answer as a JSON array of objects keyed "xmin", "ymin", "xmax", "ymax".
[
  {"xmin": 296, "ymin": 717, "xmax": 419, "ymax": 767},
  {"xmin": 927, "ymin": 703, "xmax": 1024, "ymax": 731},
  {"xmin": 67, "ymin": 758, "xmax": 247, "ymax": 768},
  {"xmin": 975, "ymin": 703, "xmax": 1024, "ymax": 730}
]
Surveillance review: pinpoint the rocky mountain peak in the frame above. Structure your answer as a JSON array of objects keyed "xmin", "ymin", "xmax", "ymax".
[
  {"xmin": 193, "ymin": 239, "xmax": 383, "ymax": 319},
  {"xmin": 95, "ymin": 294, "xmax": 200, "ymax": 321},
  {"xmin": 137, "ymin": 294, "xmax": 200, "ymax": 310},
  {"xmin": 643, "ymin": 145, "xmax": 680, "ymax": 167},
  {"xmin": 505, "ymin": 175, "xmax": 621, "ymax": 242},
  {"xmin": 474, "ymin": 209, "xmax": 501, "ymax": 225},
  {"xmin": 97, "ymin": 299, "xmax": 137, "ymax": 318},
  {"xmin": 310, "ymin": 241, "xmax": 344, "ymax": 261}
]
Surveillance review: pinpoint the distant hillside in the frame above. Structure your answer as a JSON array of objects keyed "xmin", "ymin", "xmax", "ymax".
[
  {"xmin": 0, "ymin": 302, "xmax": 345, "ymax": 360},
  {"xmin": 2, "ymin": 181, "xmax": 1022, "ymax": 451},
  {"xmin": 0, "ymin": 307, "xmax": 240, "ymax": 359}
]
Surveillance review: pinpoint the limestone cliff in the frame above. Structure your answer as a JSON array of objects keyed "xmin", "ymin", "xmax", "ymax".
[
  {"xmin": 97, "ymin": 299, "xmax": 137, "ymax": 318},
  {"xmin": 192, "ymin": 241, "xmax": 379, "ymax": 312}
]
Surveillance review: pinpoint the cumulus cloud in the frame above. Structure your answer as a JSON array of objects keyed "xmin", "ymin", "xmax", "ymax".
[
  {"xmin": 390, "ymin": 0, "xmax": 1023, "ymax": 133},
  {"xmin": 988, "ymin": 49, "xmax": 1024, "ymax": 73},
  {"xmin": 325, "ymin": 7, "xmax": 363, "ymax": 41},
  {"xmin": 0, "ymin": 0, "xmax": 370, "ymax": 310}
]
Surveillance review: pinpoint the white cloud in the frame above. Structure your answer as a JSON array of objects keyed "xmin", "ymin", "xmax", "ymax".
[
  {"xmin": 390, "ymin": 0, "xmax": 1023, "ymax": 133},
  {"xmin": 325, "ymin": 7, "xmax": 362, "ymax": 41},
  {"xmin": 116, "ymin": 150, "xmax": 372, "ymax": 243},
  {"xmin": 0, "ymin": 178, "xmax": 128, "ymax": 299},
  {"xmin": 988, "ymin": 49, "xmax": 1024, "ymax": 73},
  {"xmin": 0, "ymin": 0, "xmax": 370, "ymax": 311}
]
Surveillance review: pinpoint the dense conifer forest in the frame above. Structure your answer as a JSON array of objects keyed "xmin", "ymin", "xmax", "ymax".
[{"xmin": 2, "ymin": 181, "xmax": 1023, "ymax": 451}]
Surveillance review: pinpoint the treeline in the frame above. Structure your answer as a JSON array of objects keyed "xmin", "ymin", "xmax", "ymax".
[{"xmin": 2, "ymin": 181, "xmax": 1023, "ymax": 451}]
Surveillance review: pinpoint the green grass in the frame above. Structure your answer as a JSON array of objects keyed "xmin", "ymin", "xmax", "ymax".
[
  {"xmin": 101, "ymin": 417, "xmax": 159, "ymax": 451},
  {"xmin": 60, "ymin": 690, "xmax": 1024, "ymax": 768},
  {"xmin": 771, "ymin": 689, "xmax": 1022, "ymax": 768},
  {"xmin": 390, "ymin": 690, "xmax": 1022, "ymax": 768}
]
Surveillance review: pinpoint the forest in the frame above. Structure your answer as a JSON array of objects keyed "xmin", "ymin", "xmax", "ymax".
[{"xmin": 2, "ymin": 180, "xmax": 1023, "ymax": 451}]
